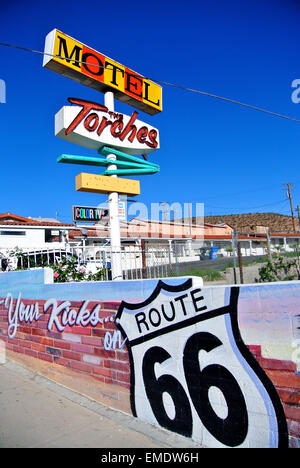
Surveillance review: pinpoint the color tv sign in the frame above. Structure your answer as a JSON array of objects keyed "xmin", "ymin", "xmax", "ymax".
[
  {"xmin": 72, "ymin": 205, "xmax": 108, "ymax": 222},
  {"xmin": 43, "ymin": 29, "xmax": 162, "ymax": 115}
]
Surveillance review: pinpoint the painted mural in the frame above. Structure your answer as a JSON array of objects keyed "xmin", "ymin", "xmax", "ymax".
[
  {"xmin": 0, "ymin": 268, "xmax": 299, "ymax": 448},
  {"xmin": 116, "ymin": 279, "xmax": 288, "ymax": 448}
]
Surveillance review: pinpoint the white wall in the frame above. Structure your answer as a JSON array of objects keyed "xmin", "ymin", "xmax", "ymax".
[{"xmin": 0, "ymin": 228, "xmax": 65, "ymax": 251}]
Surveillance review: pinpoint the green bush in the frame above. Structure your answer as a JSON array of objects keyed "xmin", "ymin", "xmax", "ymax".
[
  {"xmin": 256, "ymin": 256, "xmax": 299, "ymax": 283},
  {"xmin": 50, "ymin": 256, "xmax": 107, "ymax": 282}
]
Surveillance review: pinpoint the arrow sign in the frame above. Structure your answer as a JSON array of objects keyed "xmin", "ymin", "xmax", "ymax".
[{"xmin": 57, "ymin": 146, "xmax": 160, "ymax": 176}]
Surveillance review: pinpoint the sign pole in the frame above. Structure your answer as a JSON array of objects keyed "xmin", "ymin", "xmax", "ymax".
[{"xmin": 104, "ymin": 91, "xmax": 123, "ymax": 281}]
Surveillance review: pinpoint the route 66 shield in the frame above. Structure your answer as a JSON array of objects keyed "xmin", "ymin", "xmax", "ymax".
[{"xmin": 116, "ymin": 278, "xmax": 288, "ymax": 448}]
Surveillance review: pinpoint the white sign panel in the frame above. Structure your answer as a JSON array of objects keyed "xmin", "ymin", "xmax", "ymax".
[
  {"xmin": 55, "ymin": 97, "xmax": 160, "ymax": 156},
  {"xmin": 116, "ymin": 279, "xmax": 288, "ymax": 448}
]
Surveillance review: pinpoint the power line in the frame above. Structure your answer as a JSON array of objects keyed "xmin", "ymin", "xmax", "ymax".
[
  {"xmin": 201, "ymin": 182, "xmax": 291, "ymax": 202},
  {"xmin": 0, "ymin": 41, "xmax": 300, "ymax": 123},
  {"xmin": 150, "ymin": 79, "xmax": 300, "ymax": 123},
  {"xmin": 200, "ymin": 199, "xmax": 289, "ymax": 211}
]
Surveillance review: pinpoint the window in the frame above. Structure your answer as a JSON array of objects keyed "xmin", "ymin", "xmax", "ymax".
[{"xmin": 0, "ymin": 231, "xmax": 26, "ymax": 236}]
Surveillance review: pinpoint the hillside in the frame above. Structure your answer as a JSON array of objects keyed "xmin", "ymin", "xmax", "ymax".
[{"xmin": 202, "ymin": 213, "xmax": 299, "ymax": 233}]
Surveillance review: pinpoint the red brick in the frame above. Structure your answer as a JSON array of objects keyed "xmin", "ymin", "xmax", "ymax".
[
  {"xmin": 85, "ymin": 301, "xmax": 101, "ymax": 309},
  {"xmin": 31, "ymin": 335, "xmax": 53, "ymax": 347},
  {"xmin": 46, "ymin": 346, "xmax": 62, "ymax": 357},
  {"xmin": 62, "ymin": 350, "xmax": 81, "ymax": 361},
  {"xmin": 102, "ymin": 302, "xmax": 120, "ymax": 311},
  {"xmin": 18, "ymin": 326, "xmax": 32, "ymax": 334},
  {"xmin": 7, "ymin": 338, "xmax": 19, "ymax": 346},
  {"xmin": 53, "ymin": 356, "xmax": 70, "ymax": 367},
  {"xmin": 15, "ymin": 332, "xmax": 27, "ymax": 341},
  {"xmin": 283, "ymin": 403, "xmax": 300, "ymax": 422},
  {"xmin": 70, "ymin": 360, "xmax": 93, "ymax": 374},
  {"xmin": 266, "ymin": 370, "xmax": 300, "ymax": 390},
  {"xmin": 68, "ymin": 301, "xmax": 82, "ymax": 308},
  {"xmin": 25, "ymin": 349, "xmax": 38, "ymax": 358},
  {"xmin": 61, "ymin": 325, "xmax": 73, "ymax": 333},
  {"xmin": 116, "ymin": 371, "xmax": 130, "ymax": 384},
  {"xmin": 277, "ymin": 388, "xmax": 300, "ymax": 406},
  {"xmin": 81, "ymin": 336, "xmax": 102, "ymax": 346},
  {"xmin": 116, "ymin": 350, "xmax": 129, "ymax": 362},
  {"xmin": 92, "ymin": 328, "xmax": 106, "ymax": 338},
  {"xmin": 105, "ymin": 360, "xmax": 129, "ymax": 373},
  {"xmin": 32, "ymin": 328, "xmax": 46, "ymax": 337},
  {"xmin": 36, "ymin": 314, "xmax": 48, "ymax": 322},
  {"xmin": 93, "ymin": 374, "xmax": 105, "ymax": 384},
  {"xmin": 20, "ymin": 341, "xmax": 32, "ymax": 349},
  {"xmin": 260, "ymin": 358, "xmax": 297, "ymax": 372},
  {"xmin": 103, "ymin": 321, "xmax": 117, "ymax": 331},
  {"xmin": 20, "ymin": 299, "xmax": 35, "ymax": 305},
  {"xmin": 37, "ymin": 352, "xmax": 53, "ymax": 363},
  {"xmin": 248, "ymin": 344, "xmax": 262, "ymax": 358},
  {"xmin": 37, "ymin": 321, "xmax": 48, "ymax": 330},
  {"xmin": 71, "ymin": 326, "xmax": 91, "ymax": 336},
  {"xmin": 70, "ymin": 343, "xmax": 93, "ymax": 354},
  {"xmin": 47, "ymin": 331, "xmax": 61, "ymax": 340},
  {"xmin": 31, "ymin": 342, "xmax": 46, "ymax": 353},
  {"xmin": 53, "ymin": 339, "xmax": 71, "ymax": 350},
  {"xmin": 94, "ymin": 347, "xmax": 115, "ymax": 359},
  {"xmin": 93, "ymin": 366, "xmax": 112, "ymax": 378}
]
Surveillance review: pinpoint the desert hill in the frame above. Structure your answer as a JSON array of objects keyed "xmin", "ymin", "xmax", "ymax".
[{"xmin": 202, "ymin": 213, "xmax": 299, "ymax": 233}]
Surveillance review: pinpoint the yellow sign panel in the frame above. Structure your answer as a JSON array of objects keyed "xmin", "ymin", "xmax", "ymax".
[
  {"xmin": 43, "ymin": 29, "xmax": 162, "ymax": 115},
  {"xmin": 52, "ymin": 31, "xmax": 83, "ymax": 73},
  {"xmin": 76, "ymin": 173, "xmax": 140, "ymax": 197}
]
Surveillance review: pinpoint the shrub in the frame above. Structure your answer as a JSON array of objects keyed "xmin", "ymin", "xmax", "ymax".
[
  {"xmin": 50, "ymin": 256, "xmax": 107, "ymax": 282},
  {"xmin": 256, "ymin": 256, "xmax": 299, "ymax": 283}
]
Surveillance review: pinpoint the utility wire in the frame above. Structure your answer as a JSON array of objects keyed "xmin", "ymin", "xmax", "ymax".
[
  {"xmin": 204, "ymin": 199, "xmax": 289, "ymax": 211},
  {"xmin": 0, "ymin": 41, "xmax": 300, "ymax": 123},
  {"xmin": 150, "ymin": 80, "xmax": 300, "ymax": 123}
]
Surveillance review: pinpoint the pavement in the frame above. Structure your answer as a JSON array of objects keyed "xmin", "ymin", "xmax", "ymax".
[{"xmin": 0, "ymin": 358, "xmax": 202, "ymax": 449}]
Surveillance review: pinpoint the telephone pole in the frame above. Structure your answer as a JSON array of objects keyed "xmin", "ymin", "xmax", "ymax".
[{"xmin": 283, "ymin": 183, "xmax": 296, "ymax": 233}]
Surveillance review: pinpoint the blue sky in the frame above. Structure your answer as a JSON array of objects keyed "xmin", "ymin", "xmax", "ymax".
[{"xmin": 0, "ymin": 0, "xmax": 300, "ymax": 223}]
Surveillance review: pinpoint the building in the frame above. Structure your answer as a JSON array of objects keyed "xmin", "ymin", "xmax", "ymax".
[
  {"xmin": 0, "ymin": 212, "xmax": 74, "ymax": 253},
  {"xmin": 1, "ymin": 212, "xmax": 299, "ymax": 275}
]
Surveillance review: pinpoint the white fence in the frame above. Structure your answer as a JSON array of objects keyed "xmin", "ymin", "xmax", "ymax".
[{"xmin": 1, "ymin": 245, "xmax": 186, "ymax": 280}]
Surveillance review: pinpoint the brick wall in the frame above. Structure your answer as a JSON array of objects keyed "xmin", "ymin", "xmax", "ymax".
[
  {"xmin": 0, "ymin": 297, "xmax": 130, "ymax": 390},
  {"xmin": 249, "ymin": 345, "xmax": 300, "ymax": 448}
]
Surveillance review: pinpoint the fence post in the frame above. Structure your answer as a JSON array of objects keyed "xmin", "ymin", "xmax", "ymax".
[
  {"xmin": 266, "ymin": 229, "xmax": 273, "ymax": 263},
  {"xmin": 232, "ymin": 229, "xmax": 238, "ymax": 284},
  {"xmin": 141, "ymin": 239, "xmax": 147, "ymax": 279},
  {"xmin": 237, "ymin": 241, "xmax": 244, "ymax": 284},
  {"xmin": 173, "ymin": 241, "xmax": 180, "ymax": 276}
]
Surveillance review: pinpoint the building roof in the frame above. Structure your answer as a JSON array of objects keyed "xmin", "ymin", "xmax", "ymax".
[
  {"xmin": 0, "ymin": 212, "xmax": 73, "ymax": 227},
  {"xmin": 2, "ymin": 212, "xmax": 300, "ymax": 243}
]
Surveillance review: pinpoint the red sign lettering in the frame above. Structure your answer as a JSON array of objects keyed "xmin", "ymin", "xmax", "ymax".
[{"xmin": 65, "ymin": 97, "xmax": 158, "ymax": 149}]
